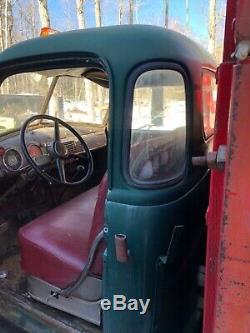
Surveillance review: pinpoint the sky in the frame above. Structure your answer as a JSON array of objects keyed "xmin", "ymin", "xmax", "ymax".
[
  {"xmin": 47, "ymin": 0, "xmax": 226, "ymax": 46},
  {"xmin": 11, "ymin": 0, "xmax": 225, "ymax": 57}
]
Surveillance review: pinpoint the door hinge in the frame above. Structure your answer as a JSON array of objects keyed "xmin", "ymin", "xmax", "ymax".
[{"xmin": 192, "ymin": 145, "xmax": 226, "ymax": 170}]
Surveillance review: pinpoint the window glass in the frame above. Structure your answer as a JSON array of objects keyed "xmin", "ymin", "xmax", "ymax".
[
  {"xmin": 129, "ymin": 69, "xmax": 186, "ymax": 184},
  {"xmin": 0, "ymin": 70, "xmax": 108, "ymax": 135},
  {"xmin": 202, "ymin": 71, "xmax": 217, "ymax": 138}
]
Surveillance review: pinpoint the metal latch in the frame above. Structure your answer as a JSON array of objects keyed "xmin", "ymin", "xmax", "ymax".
[{"xmin": 192, "ymin": 145, "xmax": 226, "ymax": 170}]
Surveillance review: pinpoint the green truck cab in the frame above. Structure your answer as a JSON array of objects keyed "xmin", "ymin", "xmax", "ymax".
[{"xmin": 0, "ymin": 25, "xmax": 216, "ymax": 332}]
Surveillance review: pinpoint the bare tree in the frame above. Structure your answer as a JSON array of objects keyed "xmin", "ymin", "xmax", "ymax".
[
  {"xmin": 76, "ymin": 0, "xmax": 85, "ymax": 29},
  {"xmin": 75, "ymin": 0, "xmax": 94, "ymax": 112},
  {"xmin": 208, "ymin": 0, "xmax": 216, "ymax": 54},
  {"xmin": 37, "ymin": 0, "xmax": 58, "ymax": 114},
  {"xmin": 118, "ymin": 0, "xmax": 123, "ymax": 25},
  {"xmin": 94, "ymin": 0, "xmax": 103, "ymax": 105},
  {"xmin": 0, "ymin": 0, "xmax": 14, "ymax": 93},
  {"xmin": 94, "ymin": 0, "xmax": 101, "ymax": 27},
  {"xmin": 164, "ymin": 0, "xmax": 168, "ymax": 28},
  {"xmin": 129, "ymin": 0, "xmax": 134, "ymax": 24},
  {"xmin": 4, "ymin": 0, "xmax": 8, "ymax": 48},
  {"xmin": 0, "ymin": 3, "xmax": 4, "ymax": 51},
  {"xmin": 0, "ymin": 0, "xmax": 13, "ymax": 50},
  {"xmin": 29, "ymin": 0, "xmax": 38, "ymax": 38},
  {"xmin": 7, "ymin": 1, "xmax": 13, "ymax": 46},
  {"xmin": 37, "ymin": 0, "xmax": 50, "ymax": 27},
  {"xmin": 12, "ymin": 0, "xmax": 38, "ymax": 42},
  {"xmin": 214, "ymin": 1, "xmax": 226, "ymax": 62}
]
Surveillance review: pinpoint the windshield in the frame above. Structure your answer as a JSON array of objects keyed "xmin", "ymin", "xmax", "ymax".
[{"xmin": 0, "ymin": 70, "xmax": 108, "ymax": 135}]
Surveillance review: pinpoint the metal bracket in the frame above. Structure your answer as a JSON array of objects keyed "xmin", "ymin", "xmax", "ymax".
[
  {"xmin": 232, "ymin": 40, "xmax": 250, "ymax": 60},
  {"xmin": 115, "ymin": 234, "xmax": 129, "ymax": 263},
  {"xmin": 192, "ymin": 145, "xmax": 227, "ymax": 170}
]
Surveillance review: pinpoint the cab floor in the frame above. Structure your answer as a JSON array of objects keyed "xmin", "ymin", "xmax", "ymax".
[{"xmin": 0, "ymin": 250, "xmax": 101, "ymax": 333}]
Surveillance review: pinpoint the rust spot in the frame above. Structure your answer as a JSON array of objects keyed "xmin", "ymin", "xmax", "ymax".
[
  {"xmin": 227, "ymin": 190, "xmax": 237, "ymax": 196},
  {"xmin": 228, "ymin": 280, "xmax": 246, "ymax": 287},
  {"xmin": 226, "ymin": 255, "xmax": 250, "ymax": 264}
]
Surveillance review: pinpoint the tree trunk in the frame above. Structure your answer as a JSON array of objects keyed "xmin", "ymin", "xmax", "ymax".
[
  {"xmin": 94, "ymin": 0, "xmax": 103, "ymax": 107},
  {"xmin": 94, "ymin": 0, "xmax": 101, "ymax": 27},
  {"xmin": 0, "ymin": 2, "xmax": 4, "ymax": 51},
  {"xmin": 129, "ymin": 0, "xmax": 134, "ymax": 25},
  {"xmin": 151, "ymin": 87, "xmax": 163, "ymax": 127},
  {"xmin": 2, "ymin": 0, "xmax": 13, "ymax": 93},
  {"xmin": 164, "ymin": 0, "xmax": 168, "ymax": 28},
  {"xmin": 76, "ymin": 0, "xmax": 85, "ymax": 29},
  {"xmin": 4, "ymin": 0, "xmax": 8, "ymax": 48},
  {"xmin": 7, "ymin": 0, "xmax": 13, "ymax": 47},
  {"xmin": 75, "ymin": 0, "xmax": 85, "ymax": 102},
  {"xmin": 118, "ymin": 0, "xmax": 123, "ymax": 25},
  {"xmin": 30, "ymin": 0, "xmax": 37, "ymax": 38},
  {"xmin": 208, "ymin": 0, "xmax": 216, "ymax": 55},
  {"xmin": 37, "ymin": 0, "xmax": 55, "ymax": 115},
  {"xmin": 37, "ymin": 0, "xmax": 50, "ymax": 27},
  {"xmin": 75, "ymin": 0, "xmax": 93, "ymax": 115}
]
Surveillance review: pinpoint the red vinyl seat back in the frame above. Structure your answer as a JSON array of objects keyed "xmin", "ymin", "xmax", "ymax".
[
  {"xmin": 18, "ymin": 174, "xmax": 108, "ymax": 288},
  {"xmin": 88, "ymin": 173, "xmax": 108, "ymax": 276}
]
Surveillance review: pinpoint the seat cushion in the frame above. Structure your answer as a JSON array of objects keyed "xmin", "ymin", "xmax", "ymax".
[{"xmin": 18, "ymin": 186, "xmax": 99, "ymax": 288}]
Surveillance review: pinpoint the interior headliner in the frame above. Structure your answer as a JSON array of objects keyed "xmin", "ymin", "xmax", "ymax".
[{"xmin": 37, "ymin": 67, "xmax": 109, "ymax": 88}]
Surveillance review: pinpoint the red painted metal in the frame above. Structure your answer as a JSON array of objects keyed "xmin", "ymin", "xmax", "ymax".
[
  {"xmin": 204, "ymin": 0, "xmax": 250, "ymax": 332},
  {"xmin": 203, "ymin": 61, "xmax": 233, "ymax": 333},
  {"xmin": 213, "ymin": 59, "xmax": 250, "ymax": 333},
  {"xmin": 235, "ymin": 1, "xmax": 250, "ymax": 41},
  {"xmin": 203, "ymin": 0, "xmax": 236, "ymax": 332}
]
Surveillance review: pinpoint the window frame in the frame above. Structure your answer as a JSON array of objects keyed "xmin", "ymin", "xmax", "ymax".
[{"xmin": 123, "ymin": 62, "xmax": 190, "ymax": 189}]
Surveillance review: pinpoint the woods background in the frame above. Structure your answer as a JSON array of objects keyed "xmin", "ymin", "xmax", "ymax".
[{"xmin": 0, "ymin": 0, "xmax": 225, "ymax": 62}]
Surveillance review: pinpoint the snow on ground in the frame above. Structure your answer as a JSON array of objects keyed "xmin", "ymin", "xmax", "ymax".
[{"xmin": 132, "ymin": 101, "xmax": 186, "ymax": 130}]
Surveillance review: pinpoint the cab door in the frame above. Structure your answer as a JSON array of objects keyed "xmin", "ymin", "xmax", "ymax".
[{"xmin": 103, "ymin": 63, "xmax": 209, "ymax": 333}]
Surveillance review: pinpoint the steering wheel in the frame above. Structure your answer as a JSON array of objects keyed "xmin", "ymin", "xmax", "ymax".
[{"xmin": 20, "ymin": 115, "xmax": 93, "ymax": 186}]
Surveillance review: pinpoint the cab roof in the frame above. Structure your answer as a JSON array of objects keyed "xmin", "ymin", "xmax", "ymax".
[{"xmin": 0, "ymin": 25, "xmax": 216, "ymax": 73}]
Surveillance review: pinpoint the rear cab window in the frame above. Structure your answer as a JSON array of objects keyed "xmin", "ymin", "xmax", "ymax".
[{"xmin": 129, "ymin": 68, "xmax": 187, "ymax": 186}]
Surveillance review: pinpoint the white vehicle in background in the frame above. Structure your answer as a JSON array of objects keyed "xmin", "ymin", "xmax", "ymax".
[{"xmin": 0, "ymin": 116, "xmax": 15, "ymax": 133}]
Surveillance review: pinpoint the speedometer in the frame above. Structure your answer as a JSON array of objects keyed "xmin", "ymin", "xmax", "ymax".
[
  {"xmin": 3, "ymin": 148, "xmax": 23, "ymax": 171},
  {"xmin": 28, "ymin": 144, "xmax": 42, "ymax": 158}
]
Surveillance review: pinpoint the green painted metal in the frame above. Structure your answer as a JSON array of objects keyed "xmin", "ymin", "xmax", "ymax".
[
  {"xmin": 0, "ymin": 25, "xmax": 216, "ymax": 332},
  {"xmin": 0, "ymin": 25, "xmax": 214, "ymax": 68},
  {"xmin": 98, "ymin": 26, "xmax": 215, "ymax": 333}
]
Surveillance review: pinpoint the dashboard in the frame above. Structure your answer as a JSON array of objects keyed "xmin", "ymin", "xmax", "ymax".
[{"xmin": 0, "ymin": 125, "xmax": 106, "ymax": 178}]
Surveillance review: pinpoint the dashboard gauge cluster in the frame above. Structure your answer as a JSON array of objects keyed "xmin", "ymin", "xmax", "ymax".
[
  {"xmin": 0, "ymin": 143, "xmax": 45, "ymax": 175},
  {"xmin": 0, "ymin": 125, "xmax": 106, "ymax": 178},
  {"xmin": 28, "ymin": 144, "xmax": 43, "ymax": 159},
  {"xmin": 3, "ymin": 148, "xmax": 23, "ymax": 171}
]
